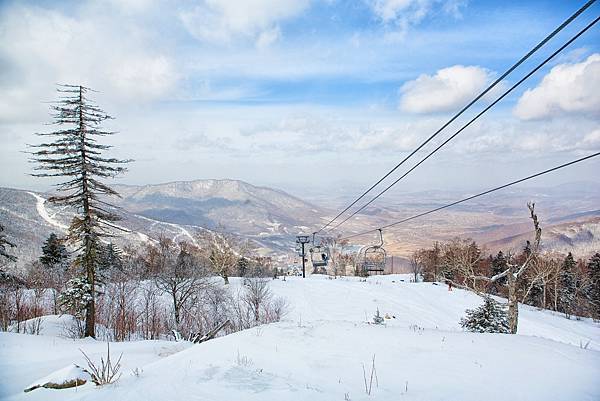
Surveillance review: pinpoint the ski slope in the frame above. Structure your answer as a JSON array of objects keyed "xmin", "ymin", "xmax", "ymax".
[{"xmin": 1, "ymin": 275, "xmax": 599, "ymax": 401}]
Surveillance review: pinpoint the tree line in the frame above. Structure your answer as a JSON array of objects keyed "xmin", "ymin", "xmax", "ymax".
[{"xmin": 411, "ymin": 222, "xmax": 600, "ymax": 325}]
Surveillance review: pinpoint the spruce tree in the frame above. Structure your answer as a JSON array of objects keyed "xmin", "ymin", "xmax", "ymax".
[
  {"xmin": 460, "ymin": 296, "xmax": 510, "ymax": 333},
  {"xmin": 490, "ymin": 251, "xmax": 507, "ymax": 293},
  {"xmin": 29, "ymin": 85, "xmax": 130, "ymax": 338},
  {"xmin": 40, "ymin": 233, "xmax": 69, "ymax": 270},
  {"xmin": 98, "ymin": 242, "xmax": 124, "ymax": 278},
  {"xmin": 0, "ymin": 223, "xmax": 17, "ymax": 262},
  {"xmin": 39, "ymin": 233, "xmax": 70, "ymax": 313},
  {"xmin": 587, "ymin": 253, "xmax": 600, "ymax": 319},
  {"xmin": 558, "ymin": 252, "xmax": 577, "ymax": 318}
]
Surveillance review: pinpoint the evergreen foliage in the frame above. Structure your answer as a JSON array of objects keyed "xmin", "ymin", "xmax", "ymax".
[
  {"xmin": 0, "ymin": 223, "xmax": 17, "ymax": 262},
  {"xmin": 460, "ymin": 296, "xmax": 510, "ymax": 333},
  {"xmin": 59, "ymin": 277, "xmax": 93, "ymax": 319},
  {"xmin": 29, "ymin": 85, "xmax": 130, "ymax": 338},
  {"xmin": 40, "ymin": 233, "xmax": 69, "ymax": 270},
  {"xmin": 587, "ymin": 253, "xmax": 600, "ymax": 319},
  {"xmin": 558, "ymin": 252, "xmax": 577, "ymax": 318},
  {"xmin": 98, "ymin": 242, "xmax": 124, "ymax": 278}
]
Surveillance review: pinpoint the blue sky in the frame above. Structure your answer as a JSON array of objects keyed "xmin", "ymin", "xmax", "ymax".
[{"xmin": 0, "ymin": 0, "xmax": 599, "ymax": 196}]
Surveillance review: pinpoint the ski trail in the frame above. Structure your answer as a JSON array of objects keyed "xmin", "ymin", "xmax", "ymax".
[{"xmin": 27, "ymin": 192, "xmax": 68, "ymax": 231}]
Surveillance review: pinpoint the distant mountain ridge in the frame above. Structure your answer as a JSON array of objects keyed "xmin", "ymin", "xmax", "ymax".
[
  {"xmin": 0, "ymin": 179, "xmax": 327, "ymax": 271},
  {"xmin": 111, "ymin": 179, "xmax": 325, "ymax": 235}
]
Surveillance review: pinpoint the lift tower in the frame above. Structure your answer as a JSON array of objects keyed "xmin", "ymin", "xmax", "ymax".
[{"xmin": 296, "ymin": 235, "xmax": 310, "ymax": 278}]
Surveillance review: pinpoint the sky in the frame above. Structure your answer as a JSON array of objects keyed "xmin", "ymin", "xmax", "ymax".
[{"xmin": 0, "ymin": 0, "xmax": 599, "ymax": 199}]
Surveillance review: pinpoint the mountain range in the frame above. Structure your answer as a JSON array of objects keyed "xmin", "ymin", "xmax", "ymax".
[{"xmin": 1, "ymin": 179, "xmax": 598, "ymax": 272}]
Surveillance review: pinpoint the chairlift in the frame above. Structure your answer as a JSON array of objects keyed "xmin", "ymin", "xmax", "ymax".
[
  {"xmin": 309, "ymin": 233, "xmax": 329, "ymax": 268},
  {"xmin": 361, "ymin": 229, "xmax": 386, "ymax": 274}
]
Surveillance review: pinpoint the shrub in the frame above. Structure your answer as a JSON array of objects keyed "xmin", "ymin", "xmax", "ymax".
[{"xmin": 460, "ymin": 296, "xmax": 510, "ymax": 333}]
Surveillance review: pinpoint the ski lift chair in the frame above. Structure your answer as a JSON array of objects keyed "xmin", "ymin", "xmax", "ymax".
[
  {"xmin": 309, "ymin": 233, "xmax": 329, "ymax": 268},
  {"xmin": 361, "ymin": 229, "xmax": 386, "ymax": 275}
]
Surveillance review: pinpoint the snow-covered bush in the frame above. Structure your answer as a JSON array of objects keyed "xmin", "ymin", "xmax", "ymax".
[
  {"xmin": 58, "ymin": 278, "xmax": 92, "ymax": 319},
  {"xmin": 460, "ymin": 296, "xmax": 510, "ymax": 333}
]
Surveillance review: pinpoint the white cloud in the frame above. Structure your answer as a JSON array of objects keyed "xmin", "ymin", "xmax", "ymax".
[
  {"xmin": 179, "ymin": 0, "xmax": 309, "ymax": 47},
  {"xmin": 369, "ymin": 0, "xmax": 466, "ymax": 36},
  {"xmin": 0, "ymin": 4, "xmax": 179, "ymax": 123},
  {"xmin": 514, "ymin": 54, "xmax": 600, "ymax": 120},
  {"xmin": 399, "ymin": 65, "xmax": 496, "ymax": 113}
]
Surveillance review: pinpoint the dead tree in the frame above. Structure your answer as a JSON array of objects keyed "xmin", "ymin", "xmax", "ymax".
[
  {"xmin": 29, "ymin": 85, "xmax": 130, "ymax": 338},
  {"xmin": 472, "ymin": 203, "xmax": 542, "ymax": 333}
]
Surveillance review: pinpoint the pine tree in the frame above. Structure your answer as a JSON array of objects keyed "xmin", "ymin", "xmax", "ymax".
[
  {"xmin": 40, "ymin": 233, "xmax": 69, "ymax": 270},
  {"xmin": 490, "ymin": 251, "xmax": 507, "ymax": 293},
  {"xmin": 460, "ymin": 296, "xmax": 510, "ymax": 333},
  {"xmin": 39, "ymin": 233, "xmax": 70, "ymax": 313},
  {"xmin": 587, "ymin": 253, "xmax": 600, "ymax": 319},
  {"xmin": 58, "ymin": 277, "xmax": 93, "ymax": 319},
  {"xmin": 558, "ymin": 252, "xmax": 577, "ymax": 318},
  {"xmin": 0, "ymin": 223, "xmax": 17, "ymax": 262},
  {"xmin": 29, "ymin": 85, "xmax": 130, "ymax": 338},
  {"xmin": 98, "ymin": 242, "xmax": 123, "ymax": 278}
]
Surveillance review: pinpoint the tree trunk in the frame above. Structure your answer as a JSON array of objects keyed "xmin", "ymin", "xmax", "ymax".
[
  {"xmin": 507, "ymin": 267, "xmax": 518, "ymax": 334},
  {"xmin": 172, "ymin": 291, "xmax": 180, "ymax": 330},
  {"xmin": 84, "ymin": 239, "xmax": 95, "ymax": 338}
]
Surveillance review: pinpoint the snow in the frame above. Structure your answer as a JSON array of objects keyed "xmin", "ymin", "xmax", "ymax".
[
  {"xmin": 1, "ymin": 275, "xmax": 599, "ymax": 400},
  {"xmin": 9, "ymin": 315, "xmax": 80, "ymax": 337},
  {"xmin": 26, "ymin": 192, "xmax": 68, "ymax": 231},
  {"xmin": 24, "ymin": 364, "xmax": 91, "ymax": 392}
]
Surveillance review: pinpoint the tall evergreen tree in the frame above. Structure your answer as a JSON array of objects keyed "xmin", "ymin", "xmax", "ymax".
[
  {"xmin": 0, "ymin": 223, "xmax": 17, "ymax": 263},
  {"xmin": 558, "ymin": 252, "xmax": 577, "ymax": 318},
  {"xmin": 587, "ymin": 253, "xmax": 600, "ymax": 319},
  {"xmin": 29, "ymin": 85, "xmax": 130, "ymax": 338}
]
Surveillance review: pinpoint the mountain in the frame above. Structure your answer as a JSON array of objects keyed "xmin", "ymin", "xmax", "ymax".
[
  {"xmin": 0, "ymin": 180, "xmax": 327, "ymax": 271},
  {"xmin": 483, "ymin": 216, "xmax": 600, "ymax": 257},
  {"xmin": 111, "ymin": 179, "xmax": 325, "ymax": 236}
]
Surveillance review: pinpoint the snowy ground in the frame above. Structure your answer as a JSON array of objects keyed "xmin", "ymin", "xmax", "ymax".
[{"xmin": 1, "ymin": 274, "xmax": 599, "ymax": 401}]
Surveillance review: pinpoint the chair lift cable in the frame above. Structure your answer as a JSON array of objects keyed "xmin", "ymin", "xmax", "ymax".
[
  {"xmin": 337, "ymin": 151, "xmax": 600, "ymax": 241},
  {"xmin": 326, "ymin": 13, "xmax": 600, "ymax": 234},
  {"xmin": 315, "ymin": 0, "xmax": 597, "ymax": 235}
]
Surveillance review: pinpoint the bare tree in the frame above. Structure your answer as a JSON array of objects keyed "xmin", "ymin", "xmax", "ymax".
[
  {"xmin": 521, "ymin": 255, "xmax": 560, "ymax": 308},
  {"xmin": 153, "ymin": 240, "xmax": 211, "ymax": 334},
  {"xmin": 243, "ymin": 277, "xmax": 272, "ymax": 323},
  {"xmin": 200, "ymin": 231, "xmax": 248, "ymax": 284},
  {"xmin": 440, "ymin": 238, "xmax": 482, "ymax": 290},
  {"xmin": 409, "ymin": 252, "xmax": 422, "ymax": 282}
]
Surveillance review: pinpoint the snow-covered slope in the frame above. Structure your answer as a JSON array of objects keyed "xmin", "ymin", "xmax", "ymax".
[{"xmin": 1, "ymin": 275, "xmax": 599, "ymax": 401}]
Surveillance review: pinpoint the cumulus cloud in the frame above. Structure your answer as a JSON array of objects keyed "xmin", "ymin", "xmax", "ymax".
[
  {"xmin": 179, "ymin": 0, "xmax": 309, "ymax": 47},
  {"xmin": 0, "ymin": 4, "xmax": 178, "ymax": 123},
  {"xmin": 514, "ymin": 54, "xmax": 600, "ymax": 120},
  {"xmin": 399, "ymin": 65, "xmax": 496, "ymax": 113}
]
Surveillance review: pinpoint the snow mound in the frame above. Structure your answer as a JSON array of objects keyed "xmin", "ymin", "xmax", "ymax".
[
  {"xmin": 24, "ymin": 364, "xmax": 90, "ymax": 392},
  {"xmin": 10, "ymin": 314, "xmax": 80, "ymax": 337}
]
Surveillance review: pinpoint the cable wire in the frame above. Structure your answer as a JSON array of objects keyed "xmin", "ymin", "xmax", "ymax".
[
  {"xmin": 338, "ymin": 151, "xmax": 600, "ymax": 241},
  {"xmin": 315, "ymin": 0, "xmax": 597, "ymax": 234},
  {"xmin": 327, "ymin": 13, "xmax": 600, "ymax": 234}
]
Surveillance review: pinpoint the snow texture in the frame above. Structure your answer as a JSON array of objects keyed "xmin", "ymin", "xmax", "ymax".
[{"xmin": 1, "ymin": 275, "xmax": 598, "ymax": 401}]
